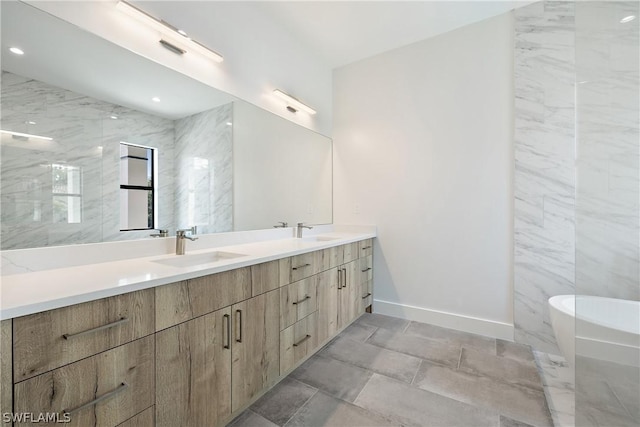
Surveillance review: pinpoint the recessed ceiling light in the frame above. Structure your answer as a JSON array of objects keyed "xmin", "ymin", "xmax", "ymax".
[
  {"xmin": 110, "ymin": 115, "xmax": 119, "ymax": 120},
  {"xmin": 177, "ymin": 29, "xmax": 188, "ymax": 37},
  {"xmin": 226, "ymin": 122, "xmax": 233, "ymax": 126},
  {"xmin": 9, "ymin": 47, "xmax": 24, "ymax": 55},
  {"xmin": 152, "ymin": 97, "xmax": 161, "ymax": 103},
  {"xmin": 25, "ymin": 121, "xmax": 36, "ymax": 125},
  {"xmin": 620, "ymin": 15, "xmax": 636, "ymax": 23}
]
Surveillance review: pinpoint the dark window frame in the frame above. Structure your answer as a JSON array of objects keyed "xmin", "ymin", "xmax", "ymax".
[{"xmin": 119, "ymin": 143, "xmax": 155, "ymax": 231}]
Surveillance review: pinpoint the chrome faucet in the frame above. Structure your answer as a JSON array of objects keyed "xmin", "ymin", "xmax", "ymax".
[
  {"xmin": 273, "ymin": 221, "xmax": 288, "ymax": 228},
  {"xmin": 296, "ymin": 222, "xmax": 313, "ymax": 238},
  {"xmin": 176, "ymin": 226, "xmax": 198, "ymax": 255},
  {"xmin": 150, "ymin": 229, "xmax": 169, "ymax": 238}
]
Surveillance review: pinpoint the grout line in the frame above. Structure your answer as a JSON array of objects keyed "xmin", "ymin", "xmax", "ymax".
[
  {"xmin": 362, "ymin": 326, "xmax": 377, "ymax": 342},
  {"xmin": 605, "ymin": 380, "xmax": 634, "ymax": 419},
  {"xmin": 351, "ymin": 371, "xmax": 375, "ymax": 404},
  {"xmin": 401, "ymin": 320, "xmax": 411, "ymax": 334},
  {"xmin": 456, "ymin": 347, "xmax": 463, "ymax": 370},
  {"xmin": 409, "ymin": 360, "xmax": 423, "ymax": 385},
  {"xmin": 282, "ymin": 388, "xmax": 318, "ymax": 427}
]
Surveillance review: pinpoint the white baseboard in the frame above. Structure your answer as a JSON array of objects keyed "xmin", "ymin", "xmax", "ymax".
[{"xmin": 373, "ymin": 299, "xmax": 514, "ymax": 341}]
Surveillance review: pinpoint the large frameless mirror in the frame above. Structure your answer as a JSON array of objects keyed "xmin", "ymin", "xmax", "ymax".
[{"xmin": 0, "ymin": 1, "xmax": 332, "ymax": 250}]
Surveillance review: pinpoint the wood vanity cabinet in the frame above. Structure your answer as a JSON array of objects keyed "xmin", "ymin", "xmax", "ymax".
[
  {"xmin": 155, "ymin": 275, "xmax": 280, "ymax": 425},
  {"xmin": 4, "ymin": 238, "xmax": 373, "ymax": 427},
  {"xmin": 155, "ymin": 307, "xmax": 231, "ymax": 427}
]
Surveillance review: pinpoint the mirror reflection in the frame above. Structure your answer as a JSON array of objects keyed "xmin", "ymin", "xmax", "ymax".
[{"xmin": 0, "ymin": 1, "xmax": 332, "ymax": 250}]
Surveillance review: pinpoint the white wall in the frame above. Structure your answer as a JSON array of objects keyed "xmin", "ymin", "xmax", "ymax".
[
  {"xmin": 233, "ymin": 101, "xmax": 332, "ymax": 231},
  {"xmin": 25, "ymin": 1, "xmax": 332, "ymax": 135},
  {"xmin": 333, "ymin": 13, "xmax": 515, "ymax": 338}
]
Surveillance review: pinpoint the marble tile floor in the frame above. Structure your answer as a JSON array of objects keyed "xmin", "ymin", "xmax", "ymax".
[{"xmin": 229, "ymin": 313, "xmax": 554, "ymax": 427}]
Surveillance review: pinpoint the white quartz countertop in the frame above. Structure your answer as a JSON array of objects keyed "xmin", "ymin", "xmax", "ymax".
[{"xmin": 0, "ymin": 229, "xmax": 375, "ymax": 320}]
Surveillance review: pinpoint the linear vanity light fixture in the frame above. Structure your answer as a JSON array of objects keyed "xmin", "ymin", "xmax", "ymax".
[
  {"xmin": 0, "ymin": 130, "xmax": 53, "ymax": 141},
  {"xmin": 115, "ymin": 1, "xmax": 223, "ymax": 63},
  {"xmin": 273, "ymin": 89, "xmax": 317, "ymax": 115}
]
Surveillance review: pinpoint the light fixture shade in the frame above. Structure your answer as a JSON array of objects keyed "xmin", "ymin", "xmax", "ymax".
[
  {"xmin": 116, "ymin": 1, "xmax": 223, "ymax": 63},
  {"xmin": 273, "ymin": 89, "xmax": 317, "ymax": 115}
]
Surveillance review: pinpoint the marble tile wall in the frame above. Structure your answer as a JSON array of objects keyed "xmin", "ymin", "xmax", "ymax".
[
  {"xmin": 514, "ymin": 1, "xmax": 576, "ymax": 354},
  {"xmin": 174, "ymin": 104, "xmax": 233, "ymax": 234},
  {"xmin": 0, "ymin": 71, "xmax": 175, "ymax": 249}
]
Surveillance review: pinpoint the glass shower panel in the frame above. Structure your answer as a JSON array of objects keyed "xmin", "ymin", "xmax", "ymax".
[{"xmin": 575, "ymin": 2, "xmax": 639, "ymax": 426}]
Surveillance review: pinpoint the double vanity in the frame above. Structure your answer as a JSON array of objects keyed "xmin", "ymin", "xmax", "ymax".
[{"xmin": 0, "ymin": 227, "xmax": 375, "ymax": 426}]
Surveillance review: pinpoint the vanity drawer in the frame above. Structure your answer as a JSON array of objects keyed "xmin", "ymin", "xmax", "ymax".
[
  {"xmin": 280, "ymin": 312, "xmax": 318, "ymax": 374},
  {"xmin": 317, "ymin": 246, "xmax": 340, "ymax": 271},
  {"xmin": 155, "ymin": 267, "xmax": 251, "ymax": 331},
  {"xmin": 13, "ymin": 289, "xmax": 154, "ymax": 382},
  {"xmin": 359, "ymin": 239, "xmax": 373, "ymax": 258},
  {"xmin": 251, "ymin": 260, "xmax": 280, "ymax": 297},
  {"xmin": 358, "ymin": 255, "xmax": 373, "ymax": 284},
  {"xmin": 359, "ymin": 280, "xmax": 373, "ymax": 313},
  {"xmin": 280, "ymin": 276, "xmax": 317, "ymax": 330},
  {"xmin": 341, "ymin": 242, "xmax": 359, "ymax": 264},
  {"xmin": 14, "ymin": 335, "xmax": 154, "ymax": 427},
  {"xmin": 288, "ymin": 252, "xmax": 317, "ymax": 282}
]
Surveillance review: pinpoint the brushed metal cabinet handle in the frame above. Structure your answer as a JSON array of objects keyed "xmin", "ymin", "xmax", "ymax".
[
  {"xmin": 341, "ymin": 268, "xmax": 347, "ymax": 288},
  {"xmin": 292, "ymin": 263, "xmax": 311, "ymax": 271},
  {"xmin": 62, "ymin": 317, "xmax": 129, "ymax": 340},
  {"xmin": 64, "ymin": 382, "xmax": 128, "ymax": 415},
  {"xmin": 236, "ymin": 309, "xmax": 243, "ymax": 343},
  {"xmin": 223, "ymin": 313, "xmax": 231, "ymax": 349},
  {"xmin": 292, "ymin": 294, "xmax": 311, "ymax": 305},
  {"xmin": 361, "ymin": 267, "xmax": 372, "ymax": 272},
  {"xmin": 362, "ymin": 246, "xmax": 372, "ymax": 250},
  {"xmin": 337, "ymin": 269, "xmax": 342, "ymax": 289},
  {"xmin": 293, "ymin": 334, "xmax": 311, "ymax": 347},
  {"xmin": 362, "ymin": 293, "xmax": 372, "ymax": 299}
]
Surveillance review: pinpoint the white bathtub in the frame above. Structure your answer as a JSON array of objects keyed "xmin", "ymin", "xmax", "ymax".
[{"xmin": 549, "ymin": 295, "xmax": 640, "ymax": 367}]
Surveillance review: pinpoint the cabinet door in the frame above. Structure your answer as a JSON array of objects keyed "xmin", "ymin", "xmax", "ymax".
[
  {"xmin": 231, "ymin": 289, "xmax": 280, "ymax": 412},
  {"xmin": 316, "ymin": 268, "xmax": 338, "ymax": 344},
  {"xmin": 338, "ymin": 261, "xmax": 360, "ymax": 328},
  {"xmin": 156, "ymin": 307, "xmax": 232, "ymax": 427},
  {"xmin": 1, "ymin": 320, "xmax": 11, "ymax": 427}
]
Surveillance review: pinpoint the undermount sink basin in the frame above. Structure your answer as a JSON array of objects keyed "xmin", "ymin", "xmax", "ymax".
[
  {"xmin": 301, "ymin": 235, "xmax": 340, "ymax": 242},
  {"xmin": 153, "ymin": 251, "xmax": 247, "ymax": 268}
]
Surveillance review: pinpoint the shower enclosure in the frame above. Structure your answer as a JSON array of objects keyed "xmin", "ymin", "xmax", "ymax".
[{"xmin": 575, "ymin": 1, "xmax": 639, "ymax": 426}]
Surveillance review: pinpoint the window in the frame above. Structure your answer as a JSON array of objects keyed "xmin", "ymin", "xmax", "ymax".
[
  {"xmin": 52, "ymin": 164, "xmax": 82, "ymax": 224},
  {"xmin": 120, "ymin": 142, "xmax": 156, "ymax": 230}
]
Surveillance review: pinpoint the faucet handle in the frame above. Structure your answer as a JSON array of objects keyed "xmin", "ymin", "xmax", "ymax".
[
  {"xmin": 274, "ymin": 221, "xmax": 288, "ymax": 228},
  {"xmin": 177, "ymin": 226, "xmax": 197, "ymax": 234},
  {"xmin": 297, "ymin": 222, "xmax": 313, "ymax": 230}
]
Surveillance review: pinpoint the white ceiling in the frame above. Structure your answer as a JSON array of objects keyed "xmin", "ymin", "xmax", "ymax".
[
  {"xmin": 2, "ymin": 1, "xmax": 533, "ymax": 120},
  {"xmin": 139, "ymin": 1, "xmax": 533, "ymax": 69}
]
